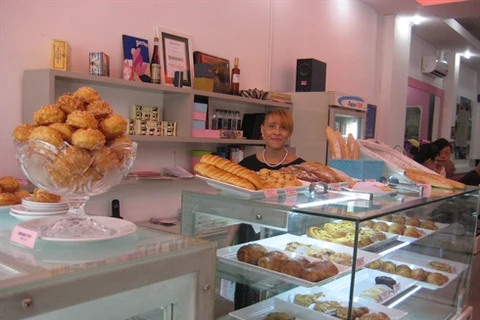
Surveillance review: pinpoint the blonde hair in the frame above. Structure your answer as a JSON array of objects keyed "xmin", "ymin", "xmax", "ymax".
[{"xmin": 263, "ymin": 109, "xmax": 294, "ymax": 134}]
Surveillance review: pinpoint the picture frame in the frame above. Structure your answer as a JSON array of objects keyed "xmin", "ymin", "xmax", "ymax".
[
  {"xmin": 156, "ymin": 27, "xmax": 193, "ymax": 87},
  {"xmin": 193, "ymin": 51, "xmax": 230, "ymax": 94},
  {"xmin": 404, "ymin": 105, "xmax": 422, "ymax": 141}
]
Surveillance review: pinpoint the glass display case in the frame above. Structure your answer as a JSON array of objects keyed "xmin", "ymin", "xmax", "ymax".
[
  {"xmin": 0, "ymin": 211, "xmax": 216, "ymax": 320},
  {"xmin": 180, "ymin": 186, "xmax": 479, "ymax": 320}
]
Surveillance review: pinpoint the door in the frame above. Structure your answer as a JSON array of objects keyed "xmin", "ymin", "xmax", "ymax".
[{"xmin": 329, "ymin": 107, "xmax": 366, "ymax": 140}]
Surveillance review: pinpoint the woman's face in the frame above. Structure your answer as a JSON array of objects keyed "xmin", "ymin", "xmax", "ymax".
[
  {"xmin": 261, "ymin": 114, "xmax": 291, "ymax": 150},
  {"xmin": 436, "ymin": 146, "xmax": 451, "ymax": 162},
  {"xmin": 423, "ymin": 158, "xmax": 436, "ymax": 170}
]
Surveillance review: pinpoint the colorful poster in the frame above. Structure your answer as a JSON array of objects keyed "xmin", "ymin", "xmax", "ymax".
[{"xmin": 122, "ymin": 35, "xmax": 151, "ymax": 82}]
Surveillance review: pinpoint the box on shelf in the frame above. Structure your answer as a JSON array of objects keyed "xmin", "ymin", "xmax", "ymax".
[
  {"xmin": 192, "ymin": 129, "xmax": 220, "ymax": 138},
  {"xmin": 192, "ymin": 120, "xmax": 206, "ymax": 130},
  {"xmin": 89, "ymin": 52, "xmax": 110, "ymax": 76},
  {"xmin": 220, "ymin": 130, "xmax": 243, "ymax": 139},
  {"xmin": 51, "ymin": 39, "xmax": 71, "ymax": 71},
  {"xmin": 130, "ymin": 105, "xmax": 161, "ymax": 121},
  {"xmin": 194, "ymin": 63, "xmax": 214, "ymax": 78},
  {"xmin": 329, "ymin": 159, "xmax": 384, "ymax": 181},
  {"xmin": 160, "ymin": 121, "xmax": 177, "ymax": 137},
  {"xmin": 193, "ymin": 78, "xmax": 214, "ymax": 92}
]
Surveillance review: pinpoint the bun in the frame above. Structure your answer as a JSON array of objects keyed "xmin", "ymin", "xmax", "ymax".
[
  {"xmin": 411, "ymin": 268, "xmax": 429, "ymax": 281},
  {"xmin": 404, "ymin": 227, "xmax": 422, "ymax": 238},
  {"xmin": 325, "ymin": 126, "xmax": 342, "ymax": 159},
  {"xmin": 388, "ymin": 223, "xmax": 405, "ymax": 235},
  {"xmin": 395, "ymin": 264, "xmax": 412, "ymax": 278},
  {"xmin": 379, "ymin": 261, "xmax": 396, "ymax": 274},
  {"xmin": 194, "ymin": 162, "xmax": 256, "ymax": 190},
  {"xmin": 301, "ymin": 261, "xmax": 339, "ymax": 282},
  {"xmin": 236, "ymin": 244, "xmax": 268, "ymax": 265},
  {"xmin": 258, "ymin": 251, "xmax": 289, "ymax": 271},
  {"xmin": 427, "ymin": 272, "xmax": 449, "ymax": 286},
  {"xmin": 200, "ymin": 154, "xmax": 265, "ymax": 189}
]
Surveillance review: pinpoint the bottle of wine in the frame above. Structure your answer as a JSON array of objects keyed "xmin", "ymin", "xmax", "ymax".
[
  {"xmin": 231, "ymin": 58, "xmax": 240, "ymax": 95},
  {"xmin": 150, "ymin": 37, "xmax": 161, "ymax": 84}
]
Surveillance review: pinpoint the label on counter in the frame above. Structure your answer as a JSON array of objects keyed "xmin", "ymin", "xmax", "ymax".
[
  {"xmin": 264, "ymin": 189, "xmax": 278, "ymax": 199},
  {"xmin": 393, "ymin": 283, "xmax": 401, "ymax": 292},
  {"xmin": 356, "ymin": 256, "xmax": 365, "ymax": 266},
  {"xmin": 10, "ymin": 226, "xmax": 38, "ymax": 249},
  {"xmin": 284, "ymin": 186, "xmax": 298, "ymax": 197},
  {"xmin": 330, "ymin": 183, "xmax": 341, "ymax": 191},
  {"xmin": 417, "ymin": 183, "xmax": 432, "ymax": 197}
]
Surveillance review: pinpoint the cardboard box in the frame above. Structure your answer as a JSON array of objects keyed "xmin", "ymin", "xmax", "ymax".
[
  {"xmin": 193, "ymin": 78, "xmax": 214, "ymax": 92},
  {"xmin": 51, "ymin": 39, "xmax": 71, "ymax": 71},
  {"xmin": 192, "ymin": 120, "xmax": 206, "ymax": 130},
  {"xmin": 194, "ymin": 63, "xmax": 214, "ymax": 78},
  {"xmin": 160, "ymin": 121, "xmax": 177, "ymax": 137},
  {"xmin": 89, "ymin": 52, "xmax": 110, "ymax": 76},
  {"xmin": 130, "ymin": 105, "xmax": 161, "ymax": 121}
]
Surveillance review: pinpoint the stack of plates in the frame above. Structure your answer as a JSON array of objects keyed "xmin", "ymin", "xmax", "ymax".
[{"xmin": 9, "ymin": 198, "xmax": 69, "ymax": 221}]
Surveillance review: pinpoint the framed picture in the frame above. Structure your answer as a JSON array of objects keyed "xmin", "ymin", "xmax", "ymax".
[
  {"xmin": 156, "ymin": 27, "xmax": 193, "ymax": 87},
  {"xmin": 404, "ymin": 105, "xmax": 422, "ymax": 140},
  {"xmin": 193, "ymin": 51, "xmax": 230, "ymax": 94}
]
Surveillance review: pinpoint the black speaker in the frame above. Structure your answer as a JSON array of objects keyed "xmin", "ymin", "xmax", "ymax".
[
  {"xmin": 295, "ymin": 58, "xmax": 327, "ymax": 92},
  {"xmin": 477, "ymin": 94, "xmax": 480, "ymax": 103}
]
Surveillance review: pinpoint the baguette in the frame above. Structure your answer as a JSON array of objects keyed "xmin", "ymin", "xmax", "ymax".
[
  {"xmin": 347, "ymin": 133, "xmax": 360, "ymax": 160},
  {"xmin": 325, "ymin": 126, "xmax": 342, "ymax": 159},
  {"xmin": 328, "ymin": 166, "xmax": 351, "ymax": 182},
  {"xmin": 194, "ymin": 162, "xmax": 256, "ymax": 190},
  {"xmin": 335, "ymin": 130, "xmax": 350, "ymax": 160},
  {"xmin": 404, "ymin": 169, "xmax": 456, "ymax": 190},
  {"xmin": 200, "ymin": 154, "xmax": 265, "ymax": 189}
]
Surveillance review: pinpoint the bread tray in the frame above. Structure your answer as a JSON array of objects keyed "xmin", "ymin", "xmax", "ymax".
[
  {"xmin": 216, "ymin": 242, "xmax": 350, "ymax": 288},
  {"xmin": 388, "ymin": 250, "xmax": 468, "ymax": 275},
  {"xmin": 367, "ymin": 220, "xmax": 436, "ymax": 243}
]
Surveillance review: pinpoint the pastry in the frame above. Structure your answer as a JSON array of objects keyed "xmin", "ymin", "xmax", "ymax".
[
  {"xmin": 427, "ymin": 261, "xmax": 453, "ymax": 273},
  {"xmin": 323, "ymin": 222, "xmax": 347, "ymax": 238},
  {"xmin": 306, "ymin": 226, "xmax": 334, "ymax": 242},
  {"xmin": 194, "ymin": 162, "xmax": 256, "ymax": 190},
  {"xmin": 360, "ymin": 312, "xmax": 391, "ymax": 320},
  {"xmin": 73, "ymin": 86, "xmax": 100, "ymax": 104},
  {"xmin": 86, "ymin": 99, "xmax": 113, "ymax": 119},
  {"xmin": 395, "ymin": 264, "xmax": 412, "ymax": 278},
  {"xmin": 313, "ymin": 300, "xmax": 341, "ymax": 313},
  {"xmin": 379, "ymin": 261, "xmax": 396, "ymax": 274},
  {"xmin": 293, "ymin": 292, "xmax": 325, "ymax": 307},
  {"xmin": 0, "ymin": 193, "xmax": 19, "ymax": 206},
  {"xmin": 391, "ymin": 215, "xmax": 406, "ymax": 224},
  {"xmin": 49, "ymin": 122, "xmax": 76, "ymax": 144},
  {"xmin": 236, "ymin": 244, "xmax": 267, "ymax": 265},
  {"xmin": 279, "ymin": 260, "xmax": 304, "ymax": 278},
  {"xmin": 405, "ymin": 218, "xmax": 421, "ymax": 227},
  {"xmin": 366, "ymin": 259, "xmax": 382, "ymax": 270},
  {"xmin": 375, "ymin": 276, "xmax": 397, "ymax": 289},
  {"xmin": 284, "ymin": 241, "xmax": 311, "ymax": 252},
  {"xmin": 305, "ymin": 247, "xmax": 334, "ymax": 259},
  {"xmin": 298, "ymin": 161, "xmax": 340, "ymax": 183},
  {"xmin": 302, "ymin": 260, "xmax": 339, "ymax": 282},
  {"xmin": 0, "ymin": 176, "xmax": 20, "ymax": 193},
  {"xmin": 388, "ymin": 223, "xmax": 406, "ymax": 235},
  {"xmin": 280, "ymin": 165, "xmax": 319, "ymax": 182},
  {"xmin": 404, "ymin": 168, "xmax": 459, "ymax": 190},
  {"xmin": 336, "ymin": 306, "xmax": 369, "ymax": 320},
  {"xmin": 71, "ymin": 128, "xmax": 106, "ymax": 151},
  {"xmin": 90, "ymin": 147, "xmax": 121, "ymax": 175},
  {"xmin": 329, "ymin": 252, "xmax": 353, "ymax": 266},
  {"xmin": 325, "ymin": 126, "xmax": 342, "ymax": 159},
  {"xmin": 404, "ymin": 227, "xmax": 422, "ymax": 238},
  {"xmin": 335, "ymin": 129, "xmax": 350, "ymax": 159},
  {"xmin": 347, "ymin": 133, "xmax": 360, "ymax": 160},
  {"xmin": 32, "ymin": 188, "xmax": 61, "ymax": 203},
  {"xmin": 66, "ymin": 110, "xmax": 98, "ymax": 129},
  {"xmin": 56, "ymin": 93, "xmax": 84, "ymax": 114},
  {"xmin": 411, "ymin": 268, "xmax": 429, "ymax": 281},
  {"xmin": 13, "ymin": 189, "xmax": 30, "ymax": 202},
  {"xmin": 420, "ymin": 220, "xmax": 438, "ymax": 230},
  {"xmin": 12, "ymin": 123, "xmax": 36, "ymax": 143},
  {"xmin": 259, "ymin": 168, "xmax": 302, "ymax": 188},
  {"xmin": 98, "ymin": 113, "xmax": 128, "ymax": 139},
  {"xmin": 29, "ymin": 126, "xmax": 64, "ymax": 147},
  {"xmin": 378, "ymin": 215, "xmax": 393, "ymax": 222},
  {"xmin": 360, "ymin": 221, "xmax": 375, "ymax": 229},
  {"xmin": 427, "ymin": 272, "xmax": 449, "ymax": 286},
  {"xmin": 373, "ymin": 222, "xmax": 389, "ymax": 232},
  {"xmin": 258, "ymin": 251, "xmax": 289, "ymax": 271},
  {"xmin": 264, "ymin": 312, "xmax": 295, "ymax": 320},
  {"xmin": 360, "ymin": 286, "xmax": 391, "ymax": 302},
  {"xmin": 33, "ymin": 104, "xmax": 66, "ymax": 125}
]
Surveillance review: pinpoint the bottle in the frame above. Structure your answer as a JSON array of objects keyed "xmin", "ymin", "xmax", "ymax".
[
  {"xmin": 231, "ymin": 58, "xmax": 240, "ymax": 95},
  {"xmin": 150, "ymin": 37, "xmax": 161, "ymax": 84},
  {"xmin": 211, "ymin": 109, "xmax": 218, "ymax": 130},
  {"xmin": 217, "ymin": 109, "xmax": 224, "ymax": 130},
  {"xmin": 227, "ymin": 110, "xmax": 233, "ymax": 130},
  {"xmin": 234, "ymin": 111, "xmax": 242, "ymax": 130},
  {"xmin": 222, "ymin": 110, "xmax": 229, "ymax": 130}
]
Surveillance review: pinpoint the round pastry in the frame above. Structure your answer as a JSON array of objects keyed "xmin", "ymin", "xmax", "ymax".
[
  {"xmin": 373, "ymin": 222, "xmax": 389, "ymax": 232},
  {"xmin": 0, "ymin": 176, "xmax": 20, "ymax": 193},
  {"xmin": 427, "ymin": 272, "xmax": 449, "ymax": 286},
  {"xmin": 12, "ymin": 123, "xmax": 36, "ymax": 143},
  {"xmin": 336, "ymin": 306, "xmax": 369, "ymax": 320},
  {"xmin": 301, "ymin": 260, "xmax": 339, "ymax": 282},
  {"xmin": 263, "ymin": 312, "xmax": 296, "ymax": 320},
  {"xmin": 236, "ymin": 244, "xmax": 267, "ymax": 265},
  {"xmin": 322, "ymin": 222, "xmax": 347, "ymax": 238},
  {"xmin": 332, "ymin": 237, "xmax": 354, "ymax": 247},
  {"xmin": 56, "ymin": 93, "xmax": 84, "ymax": 114},
  {"xmin": 66, "ymin": 110, "xmax": 98, "ymax": 129},
  {"xmin": 73, "ymin": 86, "xmax": 100, "ymax": 104},
  {"xmin": 313, "ymin": 300, "xmax": 341, "ymax": 313},
  {"xmin": 373, "ymin": 231, "xmax": 386, "ymax": 241},
  {"xmin": 387, "ymin": 223, "xmax": 406, "ymax": 235},
  {"xmin": 13, "ymin": 189, "xmax": 30, "ymax": 202},
  {"xmin": 375, "ymin": 276, "xmax": 397, "ymax": 289},
  {"xmin": 360, "ymin": 220, "xmax": 374, "ymax": 229},
  {"xmin": 404, "ymin": 227, "xmax": 422, "ymax": 238},
  {"xmin": 258, "ymin": 251, "xmax": 289, "ymax": 271},
  {"xmin": 366, "ymin": 259, "xmax": 382, "ymax": 270},
  {"xmin": 90, "ymin": 147, "xmax": 120, "ymax": 175},
  {"xmin": 329, "ymin": 252, "xmax": 353, "ymax": 266},
  {"xmin": 33, "ymin": 104, "xmax": 66, "ymax": 125},
  {"xmin": 306, "ymin": 226, "xmax": 333, "ymax": 242},
  {"xmin": 337, "ymin": 220, "xmax": 355, "ymax": 230},
  {"xmin": 378, "ymin": 215, "xmax": 393, "ymax": 222},
  {"xmin": 49, "ymin": 122, "xmax": 76, "ymax": 144},
  {"xmin": 395, "ymin": 264, "xmax": 412, "ymax": 278},
  {"xmin": 279, "ymin": 260, "xmax": 304, "ymax": 278},
  {"xmin": 98, "ymin": 114, "xmax": 128, "ymax": 139},
  {"xmin": 360, "ymin": 312, "xmax": 391, "ymax": 320},
  {"xmin": 379, "ymin": 261, "xmax": 396, "ymax": 274},
  {"xmin": 54, "ymin": 145, "xmax": 92, "ymax": 177},
  {"xmin": 32, "ymin": 188, "xmax": 61, "ymax": 203},
  {"xmin": 71, "ymin": 128, "xmax": 106, "ymax": 150},
  {"xmin": 86, "ymin": 99, "xmax": 113, "ymax": 119},
  {"xmin": 29, "ymin": 125, "xmax": 64, "ymax": 147},
  {"xmin": 107, "ymin": 135, "xmax": 133, "ymax": 147},
  {"xmin": 411, "ymin": 268, "xmax": 429, "ymax": 281},
  {"xmin": 405, "ymin": 218, "xmax": 421, "ymax": 227},
  {"xmin": 391, "ymin": 215, "xmax": 406, "ymax": 224},
  {"xmin": 420, "ymin": 220, "xmax": 438, "ymax": 230},
  {"xmin": 305, "ymin": 247, "xmax": 333, "ymax": 259},
  {"xmin": 427, "ymin": 261, "xmax": 453, "ymax": 273},
  {"xmin": 294, "ymin": 292, "xmax": 325, "ymax": 307},
  {"xmin": 0, "ymin": 193, "xmax": 19, "ymax": 206}
]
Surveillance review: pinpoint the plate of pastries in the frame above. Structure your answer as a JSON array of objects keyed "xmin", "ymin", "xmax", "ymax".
[
  {"xmin": 375, "ymin": 213, "xmax": 448, "ymax": 231},
  {"xmin": 387, "ymin": 250, "xmax": 468, "ymax": 276},
  {"xmin": 229, "ymin": 297, "xmax": 320, "ymax": 320},
  {"xmin": 365, "ymin": 258, "xmax": 452, "ymax": 290},
  {"xmin": 194, "ymin": 155, "xmax": 308, "ymax": 199},
  {"xmin": 217, "ymin": 242, "xmax": 349, "ymax": 288},
  {"xmin": 0, "ymin": 176, "xmax": 31, "ymax": 210}
]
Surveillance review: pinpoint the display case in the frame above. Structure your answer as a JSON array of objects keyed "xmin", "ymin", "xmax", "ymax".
[
  {"xmin": 0, "ymin": 211, "xmax": 216, "ymax": 320},
  {"xmin": 180, "ymin": 186, "xmax": 479, "ymax": 320}
]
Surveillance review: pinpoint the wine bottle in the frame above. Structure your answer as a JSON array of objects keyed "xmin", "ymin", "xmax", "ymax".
[
  {"xmin": 150, "ymin": 37, "xmax": 161, "ymax": 84},
  {"xmin": 231, "ymin": 58, "xmax": 240, "ymax": 95}
]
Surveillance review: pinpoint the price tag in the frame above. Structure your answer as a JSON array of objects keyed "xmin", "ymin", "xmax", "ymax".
[
  {"xmin": 10, "ymin": 226, "xmax": 38, "ymax": 249},
  {"xmin": 330, "ymin": 183, "xmax": 341, "ymax": 191},
  {"xmin": 380, "ymin": 291, "xmax": 391, "ymax": 301},
  {"xmin": 417, "ymin": 183, "xmax": 432, "ymax": 197},
  {"xmin": 263, "ymin": 189, "xmax": 278, "ymax": 199},
  {"xmin": 356, "ymin": 256, "xmax": 365, "ymax": 267},
  {"xmin": 284, "ymin": 197, "xmax": 297, "ymax": 207},
  {"xmin": 452, "ymin": 266, "xmax": 457, "ymax": 274},
  {"xmin": 393, "ymin": 283, "xmax": 401, "ymax": 293},
  {"xmin": 284, "ymin": 186, "xmax": 297, "ymax": 197}
]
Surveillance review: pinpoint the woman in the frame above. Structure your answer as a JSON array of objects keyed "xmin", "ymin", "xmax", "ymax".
[
  {"xmin": 232, "ymin": 108, "xmax": 305, "ymax": 309},
  {"xmin": 410, "ymin": 143, "xmax": 440, "ymax": 171},
  {"xmin": 433, "ymin": 138, "xmax": 456, "ymax": 179}
]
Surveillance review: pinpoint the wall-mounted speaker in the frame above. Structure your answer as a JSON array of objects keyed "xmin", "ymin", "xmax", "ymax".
[{"xmin": 295, "ymin": 58, "xmax": 327, "ymax": 92}]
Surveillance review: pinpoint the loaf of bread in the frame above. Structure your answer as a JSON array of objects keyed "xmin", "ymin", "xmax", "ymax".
[
  {"xmin": 200, "ymin": 154, "xmax": 265, "ymax": 189},
  {"xmin": 335, "ymin": 129, "xmax": 350, "ymax": 160},
  {"xmin": 404, "ymin": 168, "xmax": 463, "ymax": 190},
  {"xmin": 347, "ymin": 133, "xmax": 360, "ymax": 160},
  {"xmin": 236, "ymin": 244, "xmax": 268, "ymax": 265},
  {"xmin": 258, "ymin": 251, "xmax": 289, "ymax": 271},
  {"xmin": 325, "ymin": 126, "xmax": 342, "ymax": 159},
  {"xmin": 194, "ymin": 162, "xmax": 256, "ymax": 190},
  {"xmin": 302, "ymin": 261, "xmax": 339, "ymax": 282},
  {"xmin": 300, "ymin": 161, "xmax": 340, "ymax": 183}
]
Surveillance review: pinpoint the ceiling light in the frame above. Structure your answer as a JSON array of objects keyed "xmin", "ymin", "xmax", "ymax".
[
  {"xmin": 412, "ymin": 15, "xmax": 426, "ymax": 25},
  {"xmin": 416, "ymin": 0, "xmax": 468, "ymax": 6},
  {"xmin": 463, "ymin": 50, "xmax": 471, "ymax": 59}
]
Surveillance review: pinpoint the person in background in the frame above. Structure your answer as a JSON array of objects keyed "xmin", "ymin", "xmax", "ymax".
[
  {"xmin": 433, "ymin": 138, "xmax": 456, "ymax": 179},
  {"xmin": 230, "ymin": 108, "xmax": 305, "ymax": 309},
  {"xmin": 410, "ymin": 143, "xmax": 440, "ymax": 171},
  {"xmin": 459, "ymin": 162, "xmax": 480, "ymax": 186}
]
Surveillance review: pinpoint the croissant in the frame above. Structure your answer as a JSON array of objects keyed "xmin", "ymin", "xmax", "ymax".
[
  {"xmin": 388, "ymin": 223, "xmax": 406, "ymax": 235},
  {"xmin": 194, "ymin": 162, "xmax": 256, "ymax": 190},
  {"xmin": 279, "ymin": 260, "xmax": 304, "ymax": 278},
  {"xmin": 420, "ymin": 220, "xmax": 438, "ymax": 230},
  {"xmin": 200, "ymin": 154, "xmax": 265, "ymax": 189},
  {"xmin": 380, "ymin": 261, "xmax": 396, "ymax": 274},
  {"xmin": 258, "ymin": 251, "xmax": 289, "ymax": 271},
  {"xmin": 302, "ymin": 261, "xmax": 338, "ymax": 282},
  {"xmin": 236, "ymin": 244, "xmax": 268, "ymax": 265},
  {"xmin": 427, "ymin": 272, "xmax": 449, "ymax": 286},
  {"xmin": 405, "ymin": 218, "xmax": 421, "ymax": 227},
  {"xmin": 404, "ymin": 227, "xmax": 422, "ymax": 238},
  {"xmin": 391, "ymin": 215, "xmax": 406, "ymax": 224},
  {"xmin": 411, "ymin": 268, "xmax": 429, "ymax": 281},
  {"xmin": 396, "ymin": 264, "xmax": 412, "ymax": 278},
  {"xmin": 366, "ymin": 259, "xmax": 382, "ymax": 270},
  {"xmin": 373, "ymin": 222, "xmax": 389, "ymax": 232}
]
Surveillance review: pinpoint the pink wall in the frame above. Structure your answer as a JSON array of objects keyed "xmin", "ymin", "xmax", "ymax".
[{"xmin": 407, "ymin": 86, "xmax": 431, "ymax": 140}]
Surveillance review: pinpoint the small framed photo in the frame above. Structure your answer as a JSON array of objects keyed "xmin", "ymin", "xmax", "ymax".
[{"xmin": 156, "ymin": 27, "xmax": 193, "ymax": 87}]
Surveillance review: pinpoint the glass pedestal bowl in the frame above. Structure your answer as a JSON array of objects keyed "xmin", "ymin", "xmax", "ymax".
[{"xmin": 15, "ymin": 140, "xmax": 137, "ymax": 240}]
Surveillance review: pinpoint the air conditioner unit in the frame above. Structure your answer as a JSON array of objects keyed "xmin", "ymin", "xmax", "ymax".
[{"xmin": 421, "ymin": 56, "xmax": 448, "ymax": 78}]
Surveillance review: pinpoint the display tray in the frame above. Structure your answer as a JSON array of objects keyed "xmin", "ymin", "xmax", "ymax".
[
  {"xmin": 388, "ymin": 250, "xmax": 469, "ymax": 275},
  {"xmin": 216, "ymin": 242, "xmax": 350, "ymax": 288},
  {"xmin": 322, "ymin": 269, "xmax": 417, "ymax": 304},
  {"xmin": 367, "ymin": 220, "xmax": 436, "ymax": 243},
  {"xmin": 276, "ymin": 286, "xmax": 408, "ymax": 320},
  {"xmin": 366, "ymin": 258, "xmax": 456, "ymax": 290},
  {"xmin": 303, "ymin": 229, "xmax": 399, "ymax": 251},
  {"xmin": 342, "ymin": 181, "xmax": 397, "ymax": 196},
  {"xmin": 256, "ymin": 234, "xmax": 381, "ymax": 268},
  {"xmin": 196, "ymin": 175, "xmax": 308, "ymax": 199}
]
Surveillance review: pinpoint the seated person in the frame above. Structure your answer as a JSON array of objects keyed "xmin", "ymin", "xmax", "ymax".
[
  {"xmin": 459, "ymin": 163, "xmax": 480, "ymax": 186},
  {"xmin": 433, "ymin": 138, "xmax": 456, "ymax": 179},
  {"xmin": 410, "ymin": 143, "xmax": 439, "ymax": 171}
]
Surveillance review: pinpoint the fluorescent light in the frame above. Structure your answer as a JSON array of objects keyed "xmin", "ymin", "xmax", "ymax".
[
  {"xmin": 388, "ymin": 286, "xmax": 422, "ymax": 308},
  {"xmin": 463, "ymin": 50, "xmax": 472, "ymax": 59},
  {"xmin": 412, "ymin": 15, "xmax": 426, "ymax": 25},
  {"xmin": 416, "ymin": 0, "xmax": 468, "ymax": 6}
]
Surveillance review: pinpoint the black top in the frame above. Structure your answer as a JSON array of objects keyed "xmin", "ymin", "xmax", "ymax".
[
  {"xmin": 239, "ymin": 154, "xmax": 305, "ymax": 172},
  {"xmin": 459, "ymin": 170, "xmax": 480, "ymax": 186}
]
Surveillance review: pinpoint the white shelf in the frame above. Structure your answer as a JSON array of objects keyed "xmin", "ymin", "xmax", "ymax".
[{"xmin": 130, "ymin": 135, "xmax": 266, "ymax": 145}]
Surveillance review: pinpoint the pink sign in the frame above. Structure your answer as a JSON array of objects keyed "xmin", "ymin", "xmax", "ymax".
[
  {"xmin": 10, "ymin": 226, "xmax": 38, "ymax": 249},
  {"xmin": 417, "ymin": 183, "xmax": 432, "ymax": 197},
  {"xmin": 263, "ymin": 189, "xmax": 278, "ymax": 199}
]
